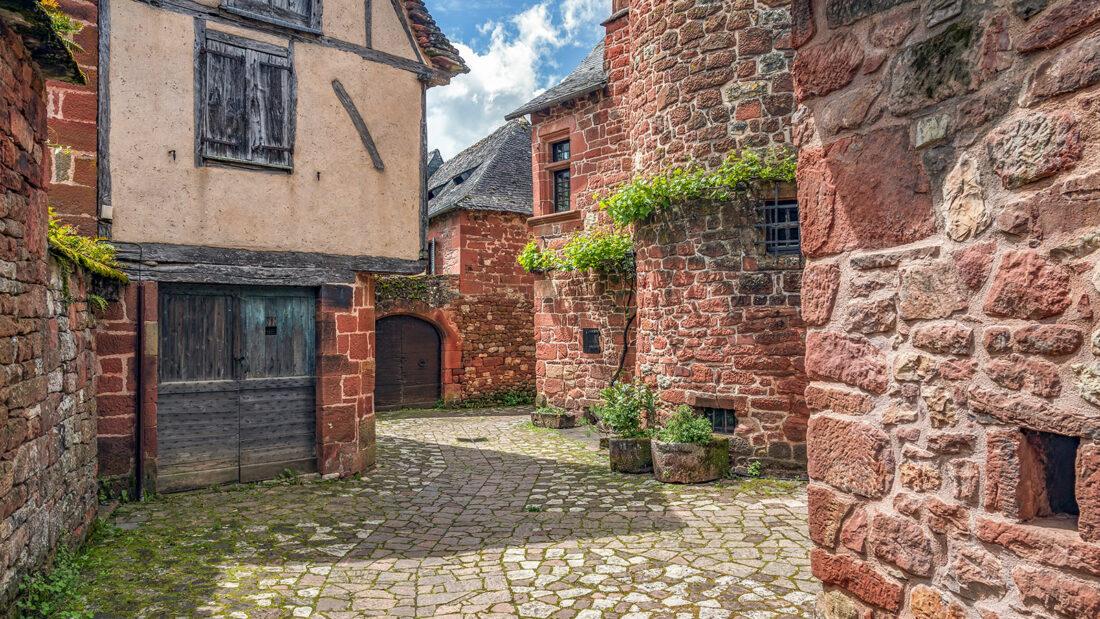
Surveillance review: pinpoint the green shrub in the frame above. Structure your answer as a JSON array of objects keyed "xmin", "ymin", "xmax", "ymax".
[
  {"xmin": 746, "ymin": 460, "xmax": 764, "ymax": 478},
  {"xmin": 594, "ymin": 381, "xmax": 655, "ymax": 438},
  {"xmin": 516, "ymin": 240, "xmax": 562, "ymax": 273},
  {"xmin": 535, "ymin": 405, "xmax": 568, "ymax": 416},
  {"xmin": 559, "ymin": 228, "xmax": 634, "ymax": 274},
  {"xmin": 598, "ymin": 149, "xmax": 797, "ymax": 227},
  {"xmin": 656, "ymin": 406, "xmax": 713, "ymax": 445}
]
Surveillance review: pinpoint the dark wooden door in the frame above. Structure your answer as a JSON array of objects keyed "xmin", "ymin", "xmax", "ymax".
[
  {"xmin": 157, "ymin": 285, "xmax": 317, "ymax": 493},
  {"xmin": 376, "ymin": 316, "xmax": 441, "ymax": 411}
]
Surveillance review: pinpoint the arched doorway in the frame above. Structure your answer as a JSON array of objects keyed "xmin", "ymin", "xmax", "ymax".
[{"xmin": 376, "ymin": 316, "xmax": 442, "ymax": 411}]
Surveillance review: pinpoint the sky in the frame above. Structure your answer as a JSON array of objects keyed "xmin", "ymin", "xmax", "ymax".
[{"xmin": 424, "ymin": 0, "xmax": 607, "ymax": 159}]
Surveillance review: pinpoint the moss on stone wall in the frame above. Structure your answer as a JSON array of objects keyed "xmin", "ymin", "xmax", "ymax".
[{"xmin": 375, "ymin": 275, "xmax": 458, "ymax": 308}]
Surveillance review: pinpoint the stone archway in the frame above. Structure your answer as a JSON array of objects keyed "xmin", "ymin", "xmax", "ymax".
[{"xmin": 375, "ymin": 308, "xmax": 463, "ymax": 407}]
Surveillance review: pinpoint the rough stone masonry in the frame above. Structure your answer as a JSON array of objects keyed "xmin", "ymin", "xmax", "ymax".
[{"xmin": 794, "ymin": 0, "xmax": 1100, "ymax": 616}]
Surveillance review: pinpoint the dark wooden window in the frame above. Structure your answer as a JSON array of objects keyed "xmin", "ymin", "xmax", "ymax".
[
  {"xmin": 223, "ymin": 0, "xmax": 321, "ymax": 33},
  {"xmin": 761, "ymin": 199, "xmax": 800, "ymax": 255},
  {"xmin": 696, "ymin": 407, "xmax": 737, "ymax": 434},
  {"xmin": 553, "ymin": 169, "xmax": 571, "ymax": 213},
  {"xmin": 551, "ymin": 140, "xmax": 570, "ymax": 162},
  {"xmin": 199, "ymin": 30, "xmax": 295, "ymax": 171},
  {"xmin": 582, "ymin": 328, "xmax": 601, "ymax": 354}
]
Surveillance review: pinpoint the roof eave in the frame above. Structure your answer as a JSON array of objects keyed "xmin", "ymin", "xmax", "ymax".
[{"xmin": 505, "ymin": 81, "xmax": 608, "ymax": 120}]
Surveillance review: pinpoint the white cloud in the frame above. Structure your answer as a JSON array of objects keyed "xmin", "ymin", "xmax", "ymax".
[{"xmin": 426, "ymin": 2, "xmax": 603, "ymax": 159}]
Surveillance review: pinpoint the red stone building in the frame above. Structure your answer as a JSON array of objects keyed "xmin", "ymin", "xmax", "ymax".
[
  {"xmin": 375, "ymin": 120, "xmax": 535, "ymax": 409},
  {"xmin": 794, "ymin": 0, "xmax": 1100, "ymax": 616},
  {"xmin": 510, "ymin": 0, "xmax": 808, "ymax": 474}
]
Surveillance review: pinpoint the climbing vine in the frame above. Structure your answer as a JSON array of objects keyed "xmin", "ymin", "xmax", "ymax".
[
  {"xmin": 517, "ymin": 228, "xmax": 634, "ymax": 276},
  {"xmin": 597, "ymin": 149, "xmax": 797, "ymax": 227}
]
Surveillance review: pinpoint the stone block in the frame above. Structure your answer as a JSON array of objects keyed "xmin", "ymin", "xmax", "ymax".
[
  {"xmin": 1013, "ymin": 565, "xmax": 1100, "ymax": 618},
  {"xmin": 807, "ymin": 416, "xmax": 894, "ymax": 498},
  {"xmin": 810, "ymin": 548, "xmax": 903, "ymax": 612},
  {"xmin": 806, "ymin": 332, "xmax": 888, "ymax": 394},
  {"xmin": 1023, "ymin": 32, "xmax": 1100, "ymax": 106},
  {"xmin": 792, "ymin": 34, "xmax": 864, "ymax": 101},
  {"xmin": 912, "ymin": 322, "xmax": 973, "ymax": 355},
  {"xmin": 984, "ymin": 251, "xmax": 1072, "ymax": 319},
  {"xmin": 888, "ymin": 22, "xmax": 976, "ymax": 115},
  {"xmin": 808, "ymin": 484, "xmax": 855, "ymax": 549},
  {"xmin": 1016, "ymin": 1, "xmax": 1100, "ymax": 53},
  {"xmin": 898, "ymin": 260, "xmax": 966, "ymax": 320},
  {"xmin": 987, "ymin": 111, "xmax": 1082, "ymax": 189}
]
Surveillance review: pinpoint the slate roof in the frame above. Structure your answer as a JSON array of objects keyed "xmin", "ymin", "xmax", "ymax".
[
  {"xmin": 426, "ymin": 149, "xmax": 444, "ymax": 177},
  {"xmin": 427, "ymin": 120, "xmax": 532, "ymax": 220},
  {"xmin": 403, "ymin": 0, "xmax": 470, "ymax": 77},
  {"xmin": 506, "ymin": 42, "xmax": 606, "ymax": 120}
]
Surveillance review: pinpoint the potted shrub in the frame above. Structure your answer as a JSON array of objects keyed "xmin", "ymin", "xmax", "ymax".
[
  {"xmin": 652, "ymin": 406, "xmax": 730, "ymax": 483},
  {"xmin": 530, "ymin": 405, "xmax": 576, "ymax": 429},
  {"xmin": 595, "ymin": 381, "xmax": 656, "ymax": 474}
]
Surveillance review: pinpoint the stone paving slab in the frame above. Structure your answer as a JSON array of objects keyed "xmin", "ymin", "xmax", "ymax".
[{"xmin": 67, "ymin": 407, "xmax": 816, "ymax": 618}]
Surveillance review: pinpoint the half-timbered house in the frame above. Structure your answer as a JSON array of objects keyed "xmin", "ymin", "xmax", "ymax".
[{"xmin": 67, "ymin": 0, "xmax": 467, "ymax": 494}]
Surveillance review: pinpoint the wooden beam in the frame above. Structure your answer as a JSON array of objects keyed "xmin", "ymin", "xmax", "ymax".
[
  {"xmin": 115, "ymin": 242, "xmax": 425, "ymax": 285},
  {"xmin": 331, "ymin": 79, "xmax": 385, "ymax": 171}
]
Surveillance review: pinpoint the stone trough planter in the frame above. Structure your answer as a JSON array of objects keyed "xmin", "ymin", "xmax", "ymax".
[
  {"xmin": 652, "ymin": 438, "xmax": 730, "ymax": 483},
  {"xmin": 609, "ymin": 437, "xmax": 653, "ymax": 474},
  {"xmin": 531, "ymin": 411, "xmax": 577, "ymax": 429}
]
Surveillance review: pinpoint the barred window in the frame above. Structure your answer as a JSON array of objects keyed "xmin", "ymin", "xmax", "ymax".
[
  {"xmin": 762, "ymin": 200, "xmax": 800, "ymax": 255},
  {"xmin": 696, "ymin": 407, "xmax": 737, "ymax": 434}
]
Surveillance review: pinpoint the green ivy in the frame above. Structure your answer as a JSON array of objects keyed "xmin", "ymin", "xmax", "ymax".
[
  {"xmin": 375, "ymin": 275, "xmax": 457, "ymax": 307},
  {"xmin": 598, "ymin": 149, "xmax": 797, "ymax": 227},
  {"xmin": 656, "ymin": 405, "xmax": 713, "ymax": 445},
  {"xmin": 517, "ymin": 228, "xmax": 634, "ymax": 275}
]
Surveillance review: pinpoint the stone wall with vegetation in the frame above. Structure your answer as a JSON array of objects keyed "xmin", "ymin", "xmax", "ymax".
[
  {"xmin": 380, "ymin": 209, "xmax": 535, "ymax": 404},
  {"xmin": 795, "ymin": 0, "xmax": 1100, "ymax": 616},
  {"xmin": 0, "ymin": 19, "xmax": 98, "ymax": 609}
]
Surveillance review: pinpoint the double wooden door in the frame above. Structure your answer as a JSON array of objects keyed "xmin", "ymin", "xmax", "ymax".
[
  {"xmin": 375, "ymin": 316, "xmax": 442, "ymax": 411},
  {"xmin": 157, "ymin": 285, "xmax": 317, "ymax": 492}
]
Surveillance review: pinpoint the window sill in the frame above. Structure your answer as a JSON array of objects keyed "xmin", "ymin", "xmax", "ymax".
[{"xmin": 527, "ymin": 210, "xmax": 582, "ymax": 227}]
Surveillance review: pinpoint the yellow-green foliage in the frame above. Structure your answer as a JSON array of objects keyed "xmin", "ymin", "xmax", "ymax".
[
  {"xmin": 48, "ymin": 210, "xmax": 128, "ymax": 284},
  {"xmin": 598, "ymin": 149, "xmax": 797, "ymax": 226},
  {"xmin": 517, "ymin": 228, "xmax": 634, "ymax": 275},
  {"xmin": 39, "ymin": 0, "xmax": 83, "ymax": 51}
]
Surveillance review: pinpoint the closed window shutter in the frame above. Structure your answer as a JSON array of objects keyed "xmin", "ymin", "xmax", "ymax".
[
  {"xmin": 250, "ymin": 51, "xmax": 293, "ymax": 169},
  {"xmin": 224, "ymin": 0, "xmax": 316, "ymax": 30},
  {"xmin": 202, "ymin": 41, "xmax": 249, "ymax": 162}
]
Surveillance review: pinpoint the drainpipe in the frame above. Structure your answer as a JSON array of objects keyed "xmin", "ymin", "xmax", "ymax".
[{"xmin": 134, "ymin": 279, "xmax": 144, "ymax": 499}]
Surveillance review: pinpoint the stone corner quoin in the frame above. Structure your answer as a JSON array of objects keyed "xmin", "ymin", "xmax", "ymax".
[{"xmin": 794, "ymin": 0, "xmax": 1100, "ymax": 617}]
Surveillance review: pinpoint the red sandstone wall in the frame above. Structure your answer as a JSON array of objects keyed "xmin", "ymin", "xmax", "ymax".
[
  {"xmin": 381, "ymin": 210, "xmax": 535, "ymax": 403},
  {"xmin": 0, "ymin": 21, "xmax": 98, "ymax": 607},
  {"xmin": 635, "ymin": 197, "xmax": 807, "ymax": 473},
  {"xmin": 527, "ymin": 11, "xmax": 634, "ymax": 414},
  {"xmin": 796, "ymin": 1, "xmax": 1100, "ymax": 616},
  {"xmin": 626, "ymin": 0, "xmax": 797, "ymax": 173},
  {"xmin": 45, "ymin": 0, "xmax": 98, "ymax": 236}
]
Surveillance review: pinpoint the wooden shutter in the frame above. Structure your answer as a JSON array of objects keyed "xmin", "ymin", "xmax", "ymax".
[
  {"xmin": 223, "ymin": 0, "xmax": 317, "ymax": 31},
  {"xmin": 201, "ymin": 40, "xmax": 249, "ymax": 163},
  {"xmin": 250, "ymin": 50, "xmax": 293, "ymax": 169}
]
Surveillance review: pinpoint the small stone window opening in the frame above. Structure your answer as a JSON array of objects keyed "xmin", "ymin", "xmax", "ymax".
[
  {"xmin": 548, "ymin": 139, "xmax": 571, "ymax": 213},
  {"xmin": 582, "ymin": 328, "xmax": 601, "ymax": 354},
  {"xmin": 696, "ymin": 407, "xmax": 737, "ymax": 434},
  {"xmin": 427, "ymin": 239, "xmax": 437, "ymax": 275},
  {"xmin": 759, "ymin": 190, "xmax": 800, "ymax": 255},
  {"xmin": 1022, "ymin": 430, "xmax": 1080, "ymax": 522}
]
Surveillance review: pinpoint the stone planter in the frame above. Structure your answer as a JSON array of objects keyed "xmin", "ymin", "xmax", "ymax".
[
  {"xmin": 652, "ymin": 438, "xmax": 730, "ymax": 484},
  {"xmin": 531, "ymin": 412, "xmax": 576, "ymax": 429},
  {"xmin": 609, "ymin": 437, "xmax": 653, "ymax": 474}
]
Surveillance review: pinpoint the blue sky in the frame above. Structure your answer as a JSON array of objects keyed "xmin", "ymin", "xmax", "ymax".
[{"xmin": 425, "ymin": 0, "xmax": 607, "ymax": 159}]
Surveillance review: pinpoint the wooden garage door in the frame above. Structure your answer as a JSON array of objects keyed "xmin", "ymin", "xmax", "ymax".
[
  {"xmin": 157, "ymin": 285, "xmax": 317, "ymax": 493},
  {"xmin": 376, "ymin": 316, "xmax": 441, "ymax": 411}
]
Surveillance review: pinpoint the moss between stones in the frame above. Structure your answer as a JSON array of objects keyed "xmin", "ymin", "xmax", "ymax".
[{"xmin": 375, "ymin": 275, "xmax": 458, "ymax": 307}]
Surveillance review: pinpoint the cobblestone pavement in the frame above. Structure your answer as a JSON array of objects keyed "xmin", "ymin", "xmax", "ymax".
[{"xmin": 73, "ymin": 407, "xmax": 815, "ymax": 618}]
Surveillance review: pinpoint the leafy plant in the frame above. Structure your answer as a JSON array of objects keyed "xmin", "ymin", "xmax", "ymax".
[
  {"xmin": 746, "ymin": 460, "xmax": 764, "ymax": 478},
  {"xmin": 560, "ymin": 228, "xmax": 634, "ymax": 274},
  {"xmin": 517, "ymin": 229, "xmax": 635, "ymax": 276},
  {"xmin": 594, "ymin": 380, "xmax": 655, "ymax": 438},
  {"xmin": 48, "ymin": 209, "xmax": 128, "ymax": 301},
  {"xmin": 598, "ymin": 149, "xmax": 797, "ymax": 226},
  {"xmin": 40, "ymin": 0, "xmax": 83, "ymax": 52},
  {"xmin": 516, "ymin": 240, "xmax": 562, "ymax": 273},
  {"xmin": 442, "ymin": 389, "xmax": 536, "ymax": 409},
  {"xmin": 535, "ymin": 405, "xmax": 569, "ymax": 416},
  {"xmin": 17, "ymin": 544, "xmax": 92, "ymax": 618},
  {"xmin": 656, "ymin": 405, "xmax": 713, "ymax": 445}
]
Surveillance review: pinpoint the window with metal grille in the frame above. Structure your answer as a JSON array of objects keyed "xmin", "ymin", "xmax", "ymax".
[
  {"xmin": 551, "ymin": 140, "xmax": 570, "ymax": 162},
  {"xmin": 553, "ymin": 169, "xmax": 571, "ymax": 213},
  {"xmin": 761, "ymin": 199, "xmax": 801, "ymax": 255},
  {"xmin": 696, "ymin": 407, "xmax": 737, "ymax": 434},
  {"xmin": 582, "ymin": 328, "xmax": 601, "ymax": 354}
]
